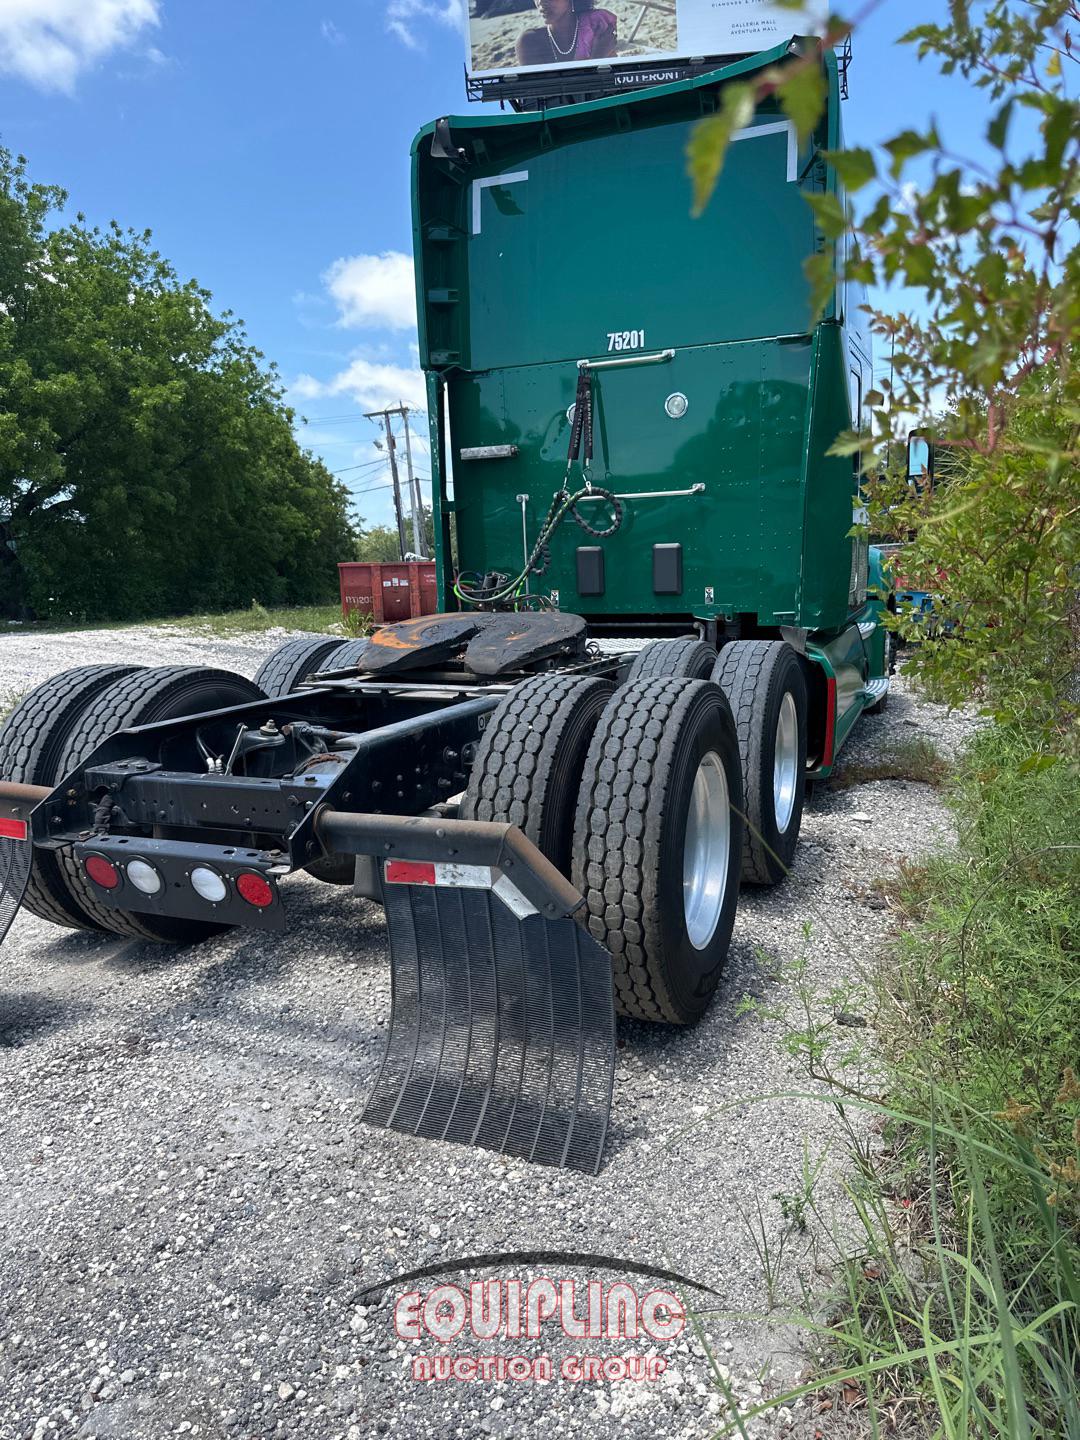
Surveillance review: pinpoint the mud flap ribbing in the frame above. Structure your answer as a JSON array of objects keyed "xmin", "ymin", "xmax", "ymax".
[
  {"xmin": 364, "ymin": 881, "xmax": 616, "ymax": 1174},
  {"xmin": 0, "ymin": 836, "xmax": 30, "ymax": 949}
]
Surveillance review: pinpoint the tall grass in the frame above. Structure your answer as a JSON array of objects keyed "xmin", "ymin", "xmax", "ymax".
[{"xmin": 701, "ymin": 724, "xmax": 1079, "ymax": 1437}]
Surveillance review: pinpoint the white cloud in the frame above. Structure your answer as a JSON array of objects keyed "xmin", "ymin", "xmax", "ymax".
[
  {"xmin": 324, "ymin": 251, "xmax": 417, "ymax": 332},
  {"xmin": 320, "ymin": 18, "xmax": 345, "ymax": 45},
  {"xmin": 0, "ymin": 0, "xmax": 160, "ymax": 93},
  {"xmin": 386, "ymin": 0, "xmax": 460, "ymax": 51},
  {"xmin": 293, "ymin": 357, "xmax": 428, "ymax": 415}
]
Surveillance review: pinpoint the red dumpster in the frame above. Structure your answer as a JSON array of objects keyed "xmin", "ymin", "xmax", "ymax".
[{"xmin": 338, "ymin": 561, "xmax": 439, "ymax": 625}]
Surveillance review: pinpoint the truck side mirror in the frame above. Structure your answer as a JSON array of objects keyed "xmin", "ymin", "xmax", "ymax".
[{"xmin": 906, "ymin": 433, "xmax": 933, "ymax": 491}]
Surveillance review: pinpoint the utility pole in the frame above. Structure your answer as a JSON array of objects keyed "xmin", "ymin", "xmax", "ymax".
[
  {"xmin": 398, "ymin": 403, "xmax": 427, "ymax": 558},
  {"xmin": 364, "ymin": 406, "xmax": 407, "ymax": 559}
]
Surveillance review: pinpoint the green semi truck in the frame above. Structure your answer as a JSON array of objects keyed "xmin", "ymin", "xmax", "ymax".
[{"xmin": 0, "ymin": 39, "xmax": 890, "ymax": 1174}]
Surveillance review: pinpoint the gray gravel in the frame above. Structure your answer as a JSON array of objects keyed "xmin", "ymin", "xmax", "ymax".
[
  {"xmin": 0, "ymin": 629, "xmax": 979, "ymax": 1439},
  {"xmin": 0, "ymin": 624, "xmax": 309, "ymax": 714}
]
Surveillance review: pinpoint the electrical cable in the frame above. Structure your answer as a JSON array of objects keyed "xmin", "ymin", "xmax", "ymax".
[{"xmin": 453, "ymin": 367, "xmax": 622, "ymax": 609}]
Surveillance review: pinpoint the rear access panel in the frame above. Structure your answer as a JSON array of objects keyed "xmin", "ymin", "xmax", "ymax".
[{"xmin": 365, "ymin": 880, "xmax": 616, "ymax": 1174}]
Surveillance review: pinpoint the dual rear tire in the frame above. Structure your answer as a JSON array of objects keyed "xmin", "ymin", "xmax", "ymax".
[
  {"xmin": 0, "ymin": 664, "xmax": 264, "ymax": 941},
  {"xmin": 710, "ymin": 641, "xmax": 808, "ymax": 885},
  {"xmin": 462, "ymin": 635, "xmax": 811, "ymax": 1022},
  {"xmin": 462, "ymin": 664, "xmax": 745, "ymax": 1025},
  {"xmin": 622, "ymin": 636, "xmax": 810, "ymax": 884}
]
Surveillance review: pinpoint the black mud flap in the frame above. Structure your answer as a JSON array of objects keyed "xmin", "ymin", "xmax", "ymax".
[
  {"xmin": 364, "ymin": 879, "xmax": 616, "ymax": 1174},
  {"xmin": 0, "ymin": 833, "xmax": 30, "ymax": 948},
  {"xmin": 0, "ymin": 783, "xmax": 41, "ymax": 948}
]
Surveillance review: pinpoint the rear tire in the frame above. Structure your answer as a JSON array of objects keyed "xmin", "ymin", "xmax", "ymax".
[
  {"xmin": 0, "ymin": 666, "xmax": 143, "ymax": 931},
  {"xmin": 253, "ymin": 636, "xmax": 344, "ymax": 698},
  {"xmin": 866, "ymin": 634, "xmax": 894, "ymax": 714},
  {"xmin": 324, "ymin": 638, "xmax": 371, "ymax": 671},
  {"xmin": 710, "ymin": 640, "xmax": 808, "ymax": 886},
  {"xmin": 571, "ymin": 678, "xmax": 743, "ymax": 1024},
  {"xmin": 461, "ymin": 674, "xmax": 615, "ymax": 877},
  {"xmin": 55, "ymin": 667, "xmax": 265, "ymax": 943},
  {"xmin": 625, "ymin": 637, "xmax": 716, "ymax": 685}
]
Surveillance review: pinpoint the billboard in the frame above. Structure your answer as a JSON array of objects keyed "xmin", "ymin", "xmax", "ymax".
[{"xmin": 464, "ymin": 0, "xmax": 826, "ymax": 80}]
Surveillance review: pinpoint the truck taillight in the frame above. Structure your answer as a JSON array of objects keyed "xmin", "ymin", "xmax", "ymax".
[
  {"xmin": 0, "ymin": 818, "xmax": 27, "ymax": 841},
  {"xmin": 84, "ymin": 855, "xmax": 121, "ymax": 890},
  {"xmin": 236, "ymin": 873, "xmax": 274, "ymax": 909}
]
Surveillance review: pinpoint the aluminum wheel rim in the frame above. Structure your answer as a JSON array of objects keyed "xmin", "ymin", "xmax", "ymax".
[
  {"xmin": 773, "ymin": 691, "xmax": 799, "ymax": 835},
  {"xmin": 682, "ymin": 751, "xmax": 731, "ymax": 951}
]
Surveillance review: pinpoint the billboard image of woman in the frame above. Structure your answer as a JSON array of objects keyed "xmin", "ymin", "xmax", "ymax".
[
  {"xmin": 465, "ymin": 0, "xmax": 824, "ymax": 80},
  {"xmin": 515, "ymin": 0, "xmax": 618, "ymax": 65},
  {"xmin": 467, "ymin": 0, "xmax": 676, "ymax": 76}
]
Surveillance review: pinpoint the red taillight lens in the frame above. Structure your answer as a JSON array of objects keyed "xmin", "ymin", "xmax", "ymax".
[
  {"xmin": 0, "ymin": 817, "xmax": 28, "ymax": 841},
  {"xmin": 236, "ymin": 872, "xmax": 274, "ymax": 908},
  {"xmin": 84, "ymin": 855, "xmax": 121, "ymax": 890}
]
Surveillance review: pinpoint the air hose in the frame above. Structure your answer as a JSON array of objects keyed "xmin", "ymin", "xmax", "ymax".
[{"xmin": 454, "ymin": 368, "xmax": 623, "ymax": 609}]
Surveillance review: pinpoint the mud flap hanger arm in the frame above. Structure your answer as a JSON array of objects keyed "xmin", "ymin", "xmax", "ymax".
[{"xmin": 315, "ymin": 809, "xmax": 586, "ymax": 920}]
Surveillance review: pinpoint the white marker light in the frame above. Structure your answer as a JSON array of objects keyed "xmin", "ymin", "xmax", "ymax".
[
  {"xmin": 664, "ymin": 392, "xmax": 689, "ymax": 419},
  {"xmin": 190, "ymin": 866, "xmax": 228, "ymax": 904},
  {"xmin": 127, "ymin": 859, "xmax": 163, "ymax": 896}
]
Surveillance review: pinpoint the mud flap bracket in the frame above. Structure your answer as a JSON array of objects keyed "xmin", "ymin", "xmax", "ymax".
[{"xmin": 316, "ymin": 810, "xmax": 617, "ymax": 1174}]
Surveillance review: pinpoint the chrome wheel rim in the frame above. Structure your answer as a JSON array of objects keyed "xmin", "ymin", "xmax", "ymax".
[
  {"xmin": 773, "ymin": 691, "xmax": 799, "ymax": 835},
  {"xmin": 682, "ymin": 751, "xmax": 731, "ymax": 951}
]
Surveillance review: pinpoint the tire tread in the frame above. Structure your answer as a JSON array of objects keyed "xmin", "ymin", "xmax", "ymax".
[
  {"xmin": 711, "ymin": 640, "xmax": 805, "ymax": 884},
  {"xmin": 253, "ymin": 637, "xmax": 344, "ymax": 699},
  {"xmin": 572, "ymin": 678, "xmax": 735, "ymax": 1023},
  {"xmin": 626, "ymin": 638, "xmax": 715, "ymax": 685},
  {"xmin": 0, "ymin": 666, "xmax": 143, "ymax": 929},
  {"xmin": 461, "ymin": 673, "xmax": 613, "ymax": 873}
]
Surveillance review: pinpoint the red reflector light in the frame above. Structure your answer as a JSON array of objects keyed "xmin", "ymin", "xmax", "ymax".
[
  {"xmin": 236, "ymin": 872, "xmax": 274, "ymax": 909},
  {"xmin": 385, "ymin": 859, "xmax": 437, "ymax": 886},
  {"xmin": 0, "ymin": 817, "xmax": 28, "ymax": 842},
  {"xmin": 84, "ymin": 855, "xmax": 121, "ymax": 890}
]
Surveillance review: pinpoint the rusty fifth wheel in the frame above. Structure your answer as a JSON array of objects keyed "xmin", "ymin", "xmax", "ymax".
[{"xmin": 572, "ymin": 677, "xmax": 744, "ymax": 1024}]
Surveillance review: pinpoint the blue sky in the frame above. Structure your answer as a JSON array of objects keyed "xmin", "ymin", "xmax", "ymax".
[{"xmin": 0, "ymin": 1, "xmax": 1005, "ymax": 529}]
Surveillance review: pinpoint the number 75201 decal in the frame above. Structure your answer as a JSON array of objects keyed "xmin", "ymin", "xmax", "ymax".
[{"xmin": 607, "ymin": 329, "xmax": 645, "ymax": 352}]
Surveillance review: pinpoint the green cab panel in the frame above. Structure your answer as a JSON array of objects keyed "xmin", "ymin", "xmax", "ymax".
[
  {"xmin": 450, "ymin": 338, "xmax": 811, "ymax": 622},
  {"xmin": 419, "ymin": 111, "xmax": 817, "ymax": 373},
  {"xmin": 414, "ymin": 47, "xmax": 872, "ymax": 637}
]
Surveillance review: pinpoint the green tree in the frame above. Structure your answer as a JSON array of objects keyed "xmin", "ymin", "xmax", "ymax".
[
  {"xmin": 0, "ymin": 146, "xmax": 355, "ymax": 621},
  {"xmin": 355, "ymin": 505, "xmax": 436, "ymax": 562},
  {"xmin": 355, "ymin": 523, "xmax": 405, "ymax": 563},
  {"xmin": 689, "ymin": 2, "xmax": 1080, "ymax": 735}
]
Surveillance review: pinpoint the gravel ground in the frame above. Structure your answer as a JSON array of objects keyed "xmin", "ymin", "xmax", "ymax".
[
  {"xmin": 0, "ymin": 625, "xmax": 305, "ymax": 715},
  {"xmin": 0, "ymin": 629, "xmax": 981, "ymax": 1440}
]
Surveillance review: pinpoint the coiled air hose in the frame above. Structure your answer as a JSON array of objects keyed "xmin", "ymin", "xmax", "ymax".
[{"xmin": 454, "ymin": 368, "xmax": 622, "ymax": 609}]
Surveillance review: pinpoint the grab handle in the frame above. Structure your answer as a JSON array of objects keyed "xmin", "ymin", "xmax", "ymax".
[{"xmin": 577, "ymin": 349, "xmax": 675, "ymax": 371}]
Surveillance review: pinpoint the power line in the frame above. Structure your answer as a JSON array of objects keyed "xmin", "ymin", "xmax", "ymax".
[
  {"xmin": 295, "ymin": 408, "xmax": 428, "ymax": 426},
  {"xmin": 331, "ymin": 457, "xmax": 389, "ymax": 477}
]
